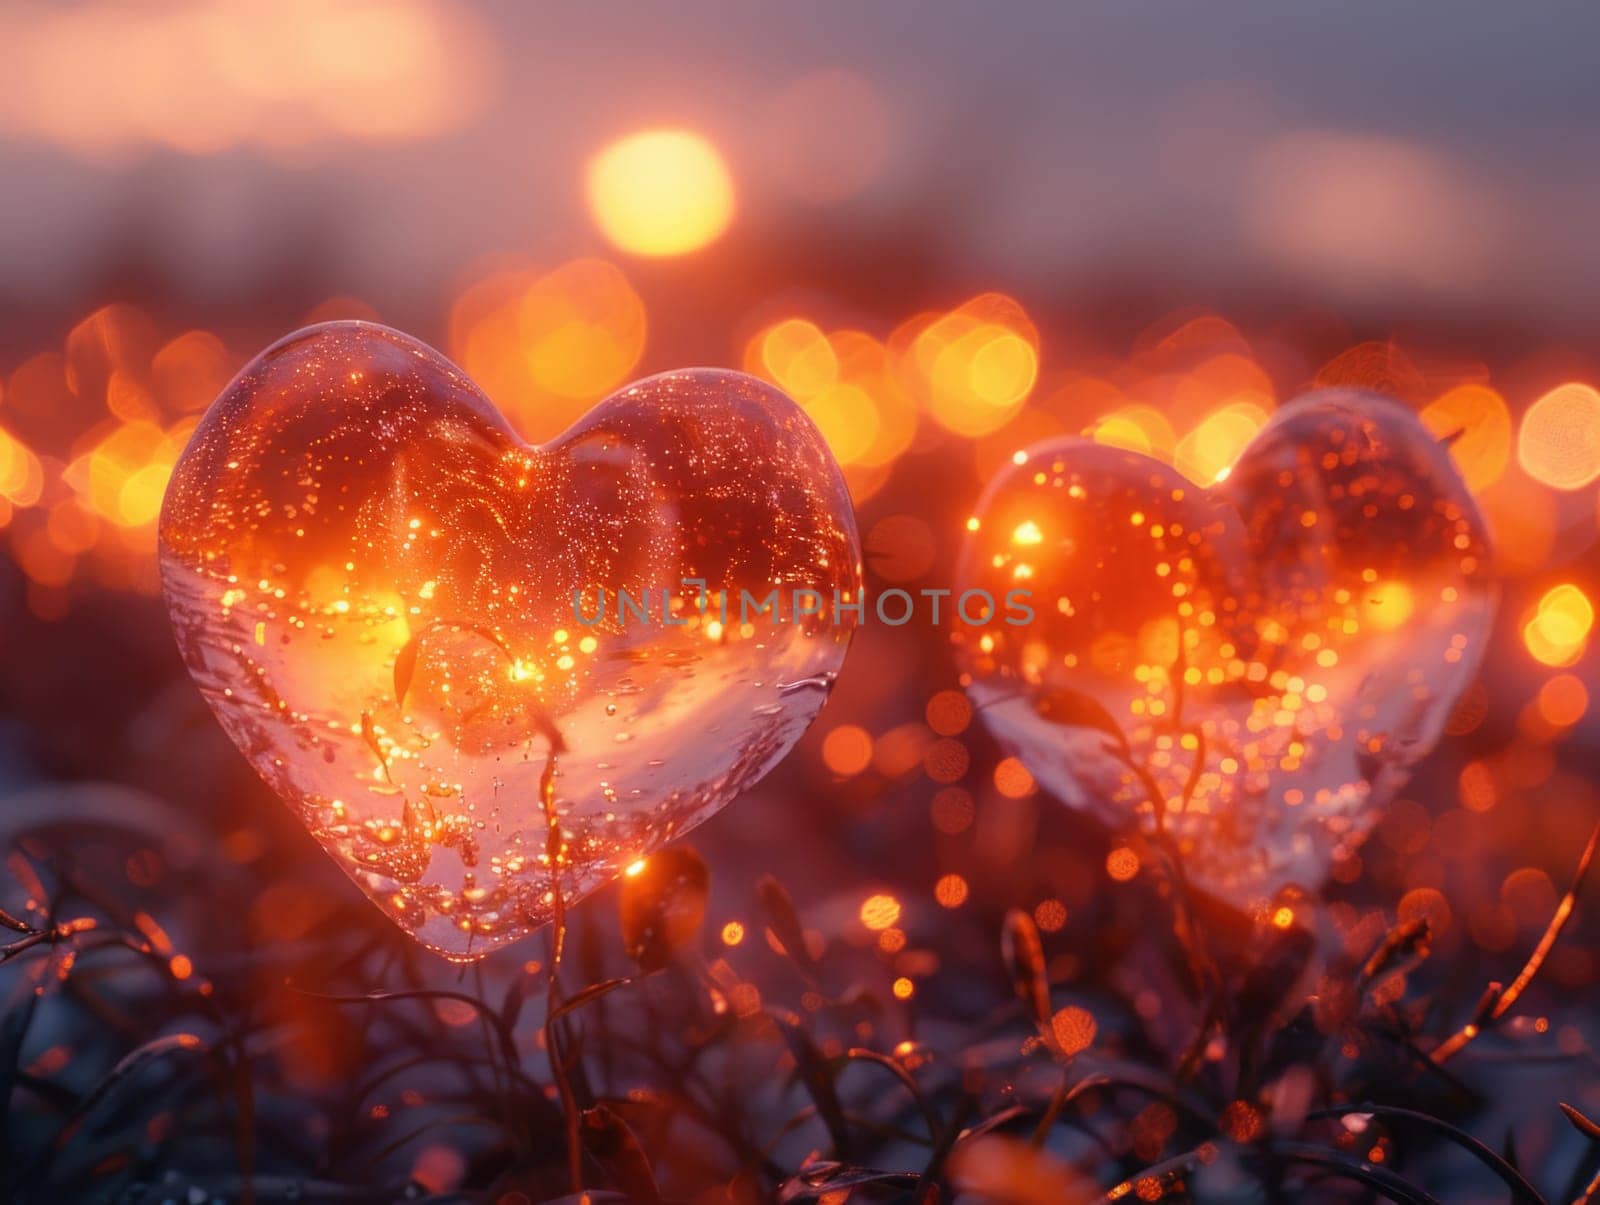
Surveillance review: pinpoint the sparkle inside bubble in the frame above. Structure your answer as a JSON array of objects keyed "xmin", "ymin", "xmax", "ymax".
[
  {"xmin": 957, "ymin": 389, "xmax": 1496, "ymax": 908},
  {"xmin": 159, "ymin": 321, "xmax": 860, "ymax": 960}
]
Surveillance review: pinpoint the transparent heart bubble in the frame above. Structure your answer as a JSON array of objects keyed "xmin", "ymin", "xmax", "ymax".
[
  {"xmin": 956, "ymin": 389, "xmax": 1496, "ymax": 910},
  {"xmin": 160, "ymin": 322, "xmax": 861, "ymax": 960}
]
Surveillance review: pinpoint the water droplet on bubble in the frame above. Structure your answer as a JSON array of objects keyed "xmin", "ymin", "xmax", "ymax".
[{"xmin": 778, "ymin": 671, "xmax": 838, "ymax": 698}]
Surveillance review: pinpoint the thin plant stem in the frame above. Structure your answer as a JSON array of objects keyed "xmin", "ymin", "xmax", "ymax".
[
  {"xmin": 1433, "ymin": 819, "xmax": 1598, "ymax": 1064},
  {"xmin": 539, "ymin": 744, "xmax": 585, "ymax": 1193}
]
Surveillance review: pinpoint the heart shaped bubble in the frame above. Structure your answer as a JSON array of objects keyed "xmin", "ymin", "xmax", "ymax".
[
  {"xmin": 956, "ymin": 390, "xmax": 1496, "ymax": 909},
  {"xmin": 160, "ymin": 322, "xmax": 861, "ymax": 960}
]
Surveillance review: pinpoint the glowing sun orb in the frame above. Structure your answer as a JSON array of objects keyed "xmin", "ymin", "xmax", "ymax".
[{"xmin": 586, "ymin": 129, "xmax": 735, "ymax": 256}]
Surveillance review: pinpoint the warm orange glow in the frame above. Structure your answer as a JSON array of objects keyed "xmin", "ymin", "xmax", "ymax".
[
  {"xmin": 1106, "ymin": 847, "xmax": 1140, "ymax": 881},
  {"xmin": 871, "ymin": 723, "xmax": 936, "ymax": 778},
  {"xmin": 1362, "ymin": 580, "xmax": 1415, "ymax": 632},
  {"xmin": 1398, "ymin": 886, "xmax": 1451, "ymax": 936},
  {"xmin": 1523, "ymin": 583, "xmax": 1594, "ymax": 667},
  {"xmin": 65, "ymin": 420, "xmax": 191, "ymax": 529},
  {"xmin": 1220, "ymin": 1101, "xmax": 1263, "ymax": 1142},
  {"xmin": 930, "ymin": 787, "xmax": 974, "ymax": 835},
  {"xmin": 1173, "ymin": 401, "xmax": 1269, "ymax": 484},
  {"xmin": 158, "ymin": 323, "xmax": 860, "ymax": 959},
  {"xmin": 972, "ymin": 408, "xmax": 1069, "ymax": 479},
  {"xmin": 1314, "ymin": 341, "xmax": 1426, "ymax": 401},
  {"xmin": 799, "ymin": 382, "xmax": 879, "ymax": 465},
  {"xmin": 1051, "ymin": 1005, "xmax": 1097, "ymax": 1055},
  {"xmin": 152, "ymin": 331, "xmax": 236, "ymax": 414},
  {"xmin": 1518, "ymin": 383, "xmax": 1600, "ymax": 490},
  {"xmin": 586, "ymin": 129, "xmax": 735, "ymax": 256},
  {"xmin": 1011, "ymin": 519, "xmax": 1043, "ymax": 546},
  {"xmin": 721, "ymin": 921, "xmax": 745, "ymax": 946},
  {"xmin": 1034, "ymin": 898, "xmax": 1067, "ymax": 932},
  {"xmin": 742, "ymin": 321, "xmax": 917, "ymax": 495},
  {"xmin": 902, "ymin": 295, "xmax": 1039, "ymax": 437},
  {"xmin": 1420, "ymin": 384, "xmax": 1512, "ymax": 491},
  {"xmin": 1536, "ymin": 674, "xmax": 1588, "ymax": 727},
  {"xmin": 828, "ymin": 331, "xmax": 918, "ymax": 470},
  {"xmin": 1477, "ymin": 471, "xmax": 1558, "ymax": 578},
  {"xmin": 821, "ymin": 724, "xmax": 874, "ymax": 776},
  {"xmin": 924, "ymin": 690, "xmax": 972, "ymax": 737},
  {"xmin": 924, "ymin": 737, "xmax": 970, "ymax": 784},
  {"xmin": 859, "ymin": 893, "xmax": 902, "ymax": 931},
  {"xmin": 1459, "ymin": 761, "xmax": 1497, "ymax": 812},
  {"xmin": 934, "ymin": 874, "xmax": 968, "ymax": 908},
  {"xmin": 756, "ymin": 319, "xmax": 837, "ymax": 399},
  {"xmin": 993, "ymin": 757, "xmax": 1036, "ymax": 798},
  {"xmin": 1089, "ymin": 405, "xmax": 1177, "ymax": 460},
  {"xmin": 891, "ymin": 976, "xmax": 915, "ymax": 1000},
  {"xmin": 450, "ymin": 258, "xmax": 647, "ymax": 441},
  {"xmin": 0, "ymin": 427, "xmax": 46, "ymax": 510}
]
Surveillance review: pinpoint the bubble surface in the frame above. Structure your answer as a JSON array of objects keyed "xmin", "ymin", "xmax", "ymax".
[
  {"xmin": 160, "ymin": 322, "xmax": 860, "ymax": 959},
  {"xmin": 957, "ymin": 389, "xmax": 1496, "ymax": 907}
]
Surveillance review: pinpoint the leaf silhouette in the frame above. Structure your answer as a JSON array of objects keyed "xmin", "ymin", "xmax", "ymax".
[
  {"xmin": 1001, "ymin": 909, "xmax": 1051, "ymax": 1030},
  {"xmin": 392, "ymin": 619, "xmax": 569, "ymax": 754},
  {"xmin": 1561, "ymin": 1100, "xmax": 1600, "ymax": 1141},
  {"xmin": 775, "ymin": 1013, "xmax": 851, "ymax": 1157},
  {"xmin": 619, "ymin": 846, "xmax": 708, "ymax": 972},
  {"xmin": 358, "ymin": 711, "xmax": 391, "ymax": 785},
  {"xmin": 758, "ymin": 874, "xmax": 815, "ymax": 970},
  {"xmin": 779, "ymin": 1163, "xmax": 919, "ymax": 1201},
  {"xmin": 394, "ymin": 620, "xmax": 514, "ymax": 708},
  {"xmin": 1031, "ymin": 689, "xmax": 1130, "ymax": 752},
  {"xmin": 392, "ymin": 631, "xmax": 422, "ymax": 711},
  {"xmin": 581, "ymin": 1104, "xmax": 660, "ymax": 1202}
]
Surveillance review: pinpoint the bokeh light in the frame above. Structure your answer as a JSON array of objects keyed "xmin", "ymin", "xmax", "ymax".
[
  {"xmin": 0, "ymin": 0, "xmax": 495, "ymax": 157},
  {"xmin": 1090, "ymin": 405, "xmax": 1178, "ymax": 459},
  {"xmin": 859, "ymin": 893, "xmax": 902, "ymax": 931},
  {"xmin": 1050, "ymin": 1005, "xmax": 1097, "ymax": 1055},
  {"xmin": 1518, "ymin": 382, "xmax": 1600, "ymax": 489},
  {"xmin": 0, "ymin": 427, "xmax": 46, "ymax": 516},
  {"xmin": 898, "ymin": 294, "xmax": 1039, "ymax": 437},
  {"xmin": 1106, "ymin": 848, "xmax": 1140, "ymax": 881},
  {"xmin": 586, "ymin": 129, "xmax": 735, "ymax": 257},
  {"xmin": 1535, "ymin": 673, "xmax": 1588, "ymax": 728},
  {"xmin": 743, "ymin": 318, "xmax": 917, "ymax": 499},
  {"xmin": 1522, "ymin": 583, "xmax": 1594, "ymax": 667},
  {"xmin": 1421, "ymin": 383, "xmax": 1513, "ymax": 491},
  {"xmin": 1173, "ymin": 399, "xmax": 1269, "ymax": 483},
  {"xmin": 1476, "ymin": 469, "xmax": 1560, "ymax": 578},
  {"xmin": 448, "ymin": 258, "xmax": 646, "ymax": 441},
  {"xmin": 822, "ymin": 724, "xmax": 874, "ymax": 777}
]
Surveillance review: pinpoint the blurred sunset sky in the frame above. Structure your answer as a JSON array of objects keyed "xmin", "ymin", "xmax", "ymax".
[{"xmin": 3, "ymin": 0, "xmax": 1600, "ymax": 338}]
